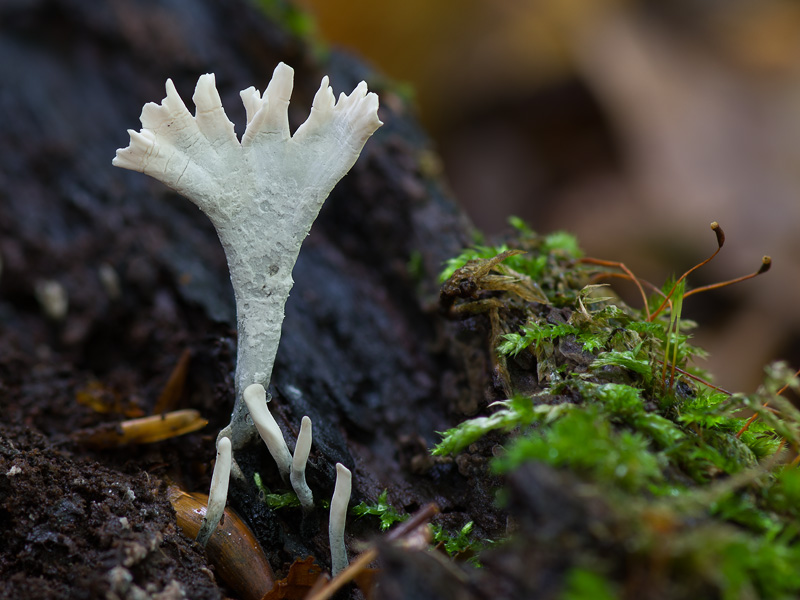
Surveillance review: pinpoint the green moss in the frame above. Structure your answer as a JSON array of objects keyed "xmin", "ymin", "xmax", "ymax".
[
  {"xmin": 351, "ymin": 491, "xmax": 493, "ymax": 566},
  {"xmin": 352, "ymin": 489, "xmax": 408, "ymax": 531},
  {"xmin": 561, "ymin": 567, "xmax": 619, "ymax": 600},
  {"xmin": 494, "ymin": 407, "xmax": 665, "ymax": 493},
  {"xmin": 429, "ymin": 521, "xmax": 476, "ymax": 556},
  {"xmin": 253, "ymin": 0, "xmax": 328, "ymax": 60},
  {"xmin": 432, "ymin": 395, "xmax": 545, "ymax": 456},
  {"xmin": 255, "ymin": 0, "xmax": 316, "ymax": 37},
  {"xmin": 253, "ymin": 472, "xmax": 301, "ymax": 509},
  {"xmin": 434, "ymin": 217, "xmax": 800, "ymax": 597}
]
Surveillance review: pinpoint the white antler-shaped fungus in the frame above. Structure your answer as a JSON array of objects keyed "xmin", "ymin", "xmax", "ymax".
[
  {"xmin": 114, "ymin": 63, "xmax": 381, "ymax": 425},
  {"xmin": 114, "ymin": 63, "xmax": 381, "ymax": 544}
]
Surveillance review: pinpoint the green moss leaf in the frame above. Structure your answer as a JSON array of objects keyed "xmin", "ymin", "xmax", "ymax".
[{"xmin": 352, "ymin": 490, "xmax": 408, "ymax": 531}]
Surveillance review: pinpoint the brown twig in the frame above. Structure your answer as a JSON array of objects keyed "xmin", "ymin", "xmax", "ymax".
[{"xmin": 580, "ymin": 257, "xmax": 651, "ymax": 320}]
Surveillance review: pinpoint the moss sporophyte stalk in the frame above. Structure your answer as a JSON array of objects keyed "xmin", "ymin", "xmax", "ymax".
[{"xmin": 435, "ymin": 218, "xmax": 800, "ymax": 597}]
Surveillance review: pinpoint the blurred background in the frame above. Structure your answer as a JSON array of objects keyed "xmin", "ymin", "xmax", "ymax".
[{"xmin": 292, "ymin": 0, "xmax": 800, "ymax": 393}]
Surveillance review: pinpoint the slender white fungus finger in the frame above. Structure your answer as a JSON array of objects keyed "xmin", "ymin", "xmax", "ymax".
[
  {"xmin": 243, "ymin": 383, "xmax": 292, "ymax": 478},
  {"xmin": 98, "ymin": 263, "xmax": 121, "ymax": 299},
  {"xmin": 291, "ymin": 76, "xmax": 335, "ymax": 140},
  {"xmin": 192, "ymin": 73, "xmax": 239, "ymax": 150},
  {"xmin": 329, "ymin": 463, "xmax": 352, "ymax": 576},
  {"xmin": 35, "ymin": 279, "xmax": 68, "ymax": 321},
  {"xmin": 196, "ymin": 436, "xmax": 232, "ymax": 547},
  {"xmin": 290, "ymin": 416, "xmax": 314, "ymax": 511},
  {"xmin": 251, "ymin": 61, "xmax": 292, "ymax": 141},
  {"xmin": 239, "ymin": 87, "xmax": 262, "ymax": 125}
]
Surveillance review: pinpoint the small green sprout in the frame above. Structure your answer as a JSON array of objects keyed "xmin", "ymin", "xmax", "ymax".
[
  {"xmin": 430, "ymin": 521, "xmax": 476, "ymax": 556},
  {"xmin": 497, "ymin": 322, "xmax": 580, "ymax": 357},
  {"xmin": 352, "ymin": 490, "xmax": 409, "ymax": 531},
  {"xmin": 253, "ymin": 472, "xmax": 301, "ymax": 509}
]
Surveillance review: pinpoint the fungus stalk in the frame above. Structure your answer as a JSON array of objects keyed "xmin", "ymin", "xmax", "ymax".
[
  {"xmin": 291, "ymin": 416, "xmax": 314, "ymax": 511},
  {"xmin": 245, "ymin": 383, "xmax": 314, "ymax": 510},
  {"xmin": 114, "ymin": 63, "xmax": 381, "ymax": 542},
  {"xmin": 243, "ymin": 383, "xmax": 292, "ymax": 479},
  {"xmin": 205, "ymin": 437, "xmax": 232, "ymax": 541},
  {"xmin": 329, "ymin": 463, "xmax": 352, "ymax": 576}
]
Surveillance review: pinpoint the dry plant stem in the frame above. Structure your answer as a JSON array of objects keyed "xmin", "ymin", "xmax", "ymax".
[
  {"xmin": 777, "ymin": 366, "xmax": 800, "ymax": 396},
  {"xmin": 383, "ymin": 503, "xmax": 440, "ymax": 542},
  {"xmin": 654, "ymin": 360, "xmax": 733, "ymax": 396},
  {"xmin": 74, "ymin": 409, "xmax": 208, "ymax": 447},
  {"xmin": 682, "ymin": 256, "xmax": 772, "ymax": 299},
  {"xmin": 735, "ymin": 405, "xmax": 784, "ymax": 440},
  {"xmin": 153, "ymin": 348, "xmax": 192, "ymax": 414},
  {"xmin": 305, "ymin": 573, "xmax": 331, "ymax": 598},
  {"xmin": 310, "ymin": 547, "xmax": 378, "ymax": 600},
  {"xmin": 735, "ymin": 364, "xmax": 800, "ymax": 438},
  {"xmin": 590, "ymin": 272, "xmax": 668, "ymax": 299},
  {"xmin": 580, "ymin": 257, "xmax": 650, "ymax": 320},
  {"xmin": 736, "ymin": 410, "xmax": 765, "ymax": 438}
]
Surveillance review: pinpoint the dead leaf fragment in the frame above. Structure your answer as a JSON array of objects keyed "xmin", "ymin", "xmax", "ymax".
[
  {"xmin": 73, "ymin": 409, "xmax": 207, "ymax": 447},
  {"xmin": 262, "ymin": 556, "xmax": 323, "ymax": 600}
]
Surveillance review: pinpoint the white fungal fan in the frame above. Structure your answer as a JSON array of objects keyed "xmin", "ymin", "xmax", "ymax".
[{"xmin": 114, "ymin": 63, "xmax": 381, "ymax": 408}]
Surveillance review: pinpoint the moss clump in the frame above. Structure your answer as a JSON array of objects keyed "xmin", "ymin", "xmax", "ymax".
[{"xmin": 435, "ymin": 218, "xmax": 800, "ymax": 598}]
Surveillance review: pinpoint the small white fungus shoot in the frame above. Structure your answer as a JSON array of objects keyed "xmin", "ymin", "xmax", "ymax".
[
  {"xmin": 243, "ymin": 383, "xmax": 292, "ymax": 479},
  {"xmin": 329, "ymin": 463, "xmax": 352, "ymax": 576},
  {"xmin": 198, "ymin": 436, "xmax": 232, "ymax": 546},
  {"xmin": 291, "ymin": 416, "xmax": 314, "ymax": 511}
]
